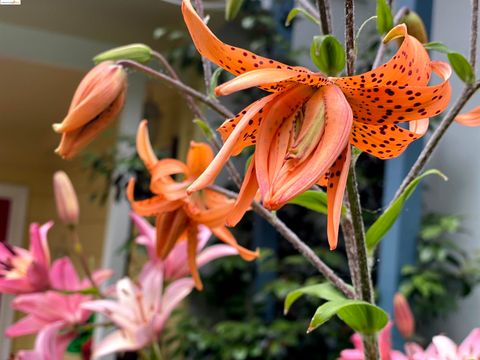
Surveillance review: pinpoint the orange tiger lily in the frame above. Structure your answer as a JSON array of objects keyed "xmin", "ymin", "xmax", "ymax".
[
  {"xmin": 127, "ymin": 120, "xmax": 258, "ymax": 289},
  {"xmin": 53, "ymin": 61, "xmax": 127, "ymax": 159},
  {"xmin": 181, "ymin": 0, "xmax": 451, "ymax": 250}
]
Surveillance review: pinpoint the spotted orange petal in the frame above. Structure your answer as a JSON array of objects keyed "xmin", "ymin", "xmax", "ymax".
[{"xmin": 324, "ymin": 146, "xmax": 351, "ymax": 250}]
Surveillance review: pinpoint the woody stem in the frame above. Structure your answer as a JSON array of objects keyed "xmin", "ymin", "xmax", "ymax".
[
  {"xmin": 344, "ymin": 0, "xmax": 379, "ymax": 358},
  {"xmin": 316, "ymin": 0, "xmax": 332, "ymax": 34}
]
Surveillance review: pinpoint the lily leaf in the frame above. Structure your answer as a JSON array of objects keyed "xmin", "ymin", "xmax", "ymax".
[
  {"xmin": 309, "ymin": 300, "xmax": 389, "ymax": 335},
  {"xmin": 225, "ymin": 0, "xmax": 244, "ymax": 21},
  {"xmin": 423, "ymin": 41, "xmax": 451, "ymax": 54},
  {"xmin": 448, "ymin": 52, "xmax": 476, "ymax": 84},
  {"xmin": 310, "ymin": 35, "xmax": 346, "ymax": 76},
  {"xmin": 366, "ymin": 169, "xmax": 447, "ymax": 253},
  {"xmin": 376, "ymin": 0, "xmax": 393, "ymax": 35},
  {"xmin": 284, "ymin": 283, "xmax": 346, "ymax": 315},
  {"xmin": 285, "ymin": 7, "xmax": 320, "ymax": 26},
  {"xmin": 193, "ymin": 118, "xmax": 214, "ymax": 140},
  {"xmin": 209, "ymin": 67, "xmax": 223, "ymax": 98},
  {"xmin": 288, "ymin": 190, "xmax": 328, "ymax": 214}
]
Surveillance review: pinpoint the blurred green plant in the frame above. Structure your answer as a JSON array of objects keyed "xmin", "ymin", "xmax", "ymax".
[{"xmin": 399, "ymin": 213, "xmax": 480, "ymax": 321}]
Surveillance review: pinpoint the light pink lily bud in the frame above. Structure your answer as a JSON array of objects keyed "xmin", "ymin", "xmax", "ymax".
[
  {"xmin": 53, "ymin": 171, "xmax": 79, "ymax": 226},
  {"xmin": 394, "ymin": 292, "xmax": 415, "ymax": 339},
  {"xmin": 53, "ymin": 61, "xmax": 127, "ymax": 159}
]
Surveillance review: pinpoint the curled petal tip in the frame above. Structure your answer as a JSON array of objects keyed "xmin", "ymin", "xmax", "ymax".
[{"xmin": 383, "ymin": 23, "xmax": 408, "ymax": 44}]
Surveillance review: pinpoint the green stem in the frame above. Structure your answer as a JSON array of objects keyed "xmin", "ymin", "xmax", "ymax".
[{"xmin": 152, "ymin": 342, "xmax": 164, "ymax": 360}]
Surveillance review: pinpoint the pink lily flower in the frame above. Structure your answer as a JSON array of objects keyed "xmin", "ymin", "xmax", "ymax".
[
  {"xmin": 405, "ymin": 328, "xmax": 480, "ymax": 360},
  {"xmin": 130, "ymin": 212, "xmax": 239, "ymax": 282},
  {"xmin": 0, "ymin": 222, "xmax": 53, "ymax": 294},
  {"xmin": 82, "ymin": 270, "xmax": 194, "ymax": 358},
  {"xmin": 6, "ymin": 257, "xmax": 111, "ymax": 340},
  {"xmin": 15, "ymin": 322, "xmax": 76, "ymax": 360},
  {"xmin": 338, "ymin": 322, "xmax": 408, "ymax": 360}
]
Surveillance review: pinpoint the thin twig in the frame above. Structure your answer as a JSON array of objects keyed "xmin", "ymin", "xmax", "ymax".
[
  {"xmin": 372, "ymin": 7, "xmax": 409, "ymax": 69},
  {"xmin": 316, "ymin": 0, "xmax": 332, "ymax": 34},
  {"xmin": 470, "ymin": 0, "xmax": 479, "ymax": 71},
  {"xmin": 194, "ymin": 0, "xmax": 213, "ymax": 92},
  {"xmin": 209, "ymin": 185, "xmax": 355, "ymax": 299},
  {"xmin": 119, "ymin": 60, "xmax": 233, "ymax": 119}
]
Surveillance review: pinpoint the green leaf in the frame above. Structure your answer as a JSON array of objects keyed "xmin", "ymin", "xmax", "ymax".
[
  {"xmin": 284, "ymin": 283, "xmax": 346, "ymax": 315},
  {"xmin": 366, "ymin": 169, "xmax": 447, "ymax": 253},
  {"xmin": 310, "ymin": 35, "xmax": 346, "ymax": 76},
  {"xmin": 355, "ymin": 16, "xmax": 377, "ymax": 52},
  {"xmin": 308, "ymin": 300, "xmax": 388, "ymax": 334},
  {"xmin": 448, "ymin": 52, "xmax": 476, "ymax": 84},
  {"xmin": 288, "ymin": 190, "xmax": 328, "ymax": 214},
  {"xmin": 376, "ymin": 0, "xmax": 393, "ymax": 34},
  {"xmin": 423, "ymin": 41, "xmax": 450, "ymax": 54},
  {"xmin": 225, "ymin": 0, "xmax": 245, "ymax": 21},
  {"xmin": 193, "ymin": 118, "xmax": 214, "ymax": 140},
  {"xmin": 285, "ymin": 7, "xmax": 320, "ymax": 27},
  {"xmin": 93, "ymin": 43, "xmax": 153, "ymax": 64},
  {"xmin": 209, "ymin": 67, "xmax": 223, "ymax": 98}
]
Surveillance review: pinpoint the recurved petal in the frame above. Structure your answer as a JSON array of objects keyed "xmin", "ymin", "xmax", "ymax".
[
  {"xmin": 126, "ymin": 178, "xmax": 183, "ymax": 216},
  {"xmin": 29, "ymin": 221, "xmax": 53, "ymax": 269},
  {"xmin": 211, "ymin": 226, "xmax": 258, "ymax": 261},
  {"xmin": 187, "ymin": 93, "xmax": 277, "ymax": 193},
  {"xmin": 49, "ymin": 257, "xmax": 81, "ymax": 291},
  {"xmin": 150, "ymin": 159, "xmax": 190, "ymax": 200},
  {"xmin": 187, "ymin": 225, "xmax": 203, "ymax": 290},
  {"xmin": 185, "ymin": 200, "xmax": 234, "ymax": 228},
  {"xmin": 324, "ymin": 146, "xmax": 351, "ymax": 250},
  {"xmin": 130, "ymin": 212, "xmax": 155, "ymax": 242},
  {"xmin": 181, "ymin": 0, "xmax": 290, "ymax": 77},
  {"xmin": 186, "ymin": 141, "xmax": 215, "ymax": 179},
  {"xmin": 350, "ymin": 119, "xmax": 427, "ymax": 159},
  {"xmin": 459, "ymin": 328, "xmax": 480, "ymax": 357},
  {"xmin": 91, "ymin": 330, "xmax": 147, "ymax": 359},
  {"xmin": 136, "ymin": 120, "xmax": 158, "ymax": 170},
  {"xmin": 6, "ymin": 315, "xmax": 46, "ymax": 337},
  {"xmin": 226, "ymin": 157, "xmax": 259, "ymax": 226},
  {"xmin": 339, "ymin": 61, "xmax": 451, "ymax": 127},
  {"xmin": 334, "ymin": 24, "xmax": 431, "ymax": 89},
  {"xmin": 455, "ymin": 106, "xmax": 480, "ymax": 126}
]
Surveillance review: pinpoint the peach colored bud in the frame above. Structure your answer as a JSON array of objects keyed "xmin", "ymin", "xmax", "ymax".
[
  {"xmin": 394, "ymin": 292, "xmax": 415, "ymax": 339},
  {"xmin": 53, "ymin": 61, "xmax": 127, "ymax": 159},
  {"xmin": 53, "ymin": 171, "xmax": 79, "ymax": 226}
]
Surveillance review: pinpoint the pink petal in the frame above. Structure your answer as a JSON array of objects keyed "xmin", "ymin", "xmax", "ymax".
[
  {"xmin": 49, "ymin": 257, "xmax": 81, "ymax": 291},
  {"xmin": 130, "ymin": 212, "xmax": 155, "ymax": 242},
  {"xmin": 29, "ymin": 221, "xmax": 53, "ymax": 269},
  {"xmin": 459, "ymin": 328, "xmax": 480, "ymax": 358},
  {"xmin": 432, "ymin": 335, "xmax": 458, "ymax": 360},
  {"xmin": 92, "ymin": 330, "xmax": 146, "ymax": 359},
  {"xmin": 196, "ymin": 245, "xmax": 238, "ymax": 270},
  {"xmin": 338, "ymin": 349, "xmax": 364, "ymax": 360},
  {"xmin": 80, "ymin": 268, "xmax": 113, "ymax": 289},
  {"xmin": 6, "ymin": 316, "xmax": 46, "ymax": 337},
  {"xmin": 140, "ymin": 266, "xmax": 164, "ymax": 314},
  {"xmin": 0, "ymin": 277, "xmax": 34, "ymax": 294}
]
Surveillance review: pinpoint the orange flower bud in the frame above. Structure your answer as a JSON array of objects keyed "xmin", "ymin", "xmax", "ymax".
[
  {"xmin": 53, "ymin": 61, "xmax": 127, "ymax": 159},
  {"xmin": 53, "ymin": 171, "xmax": 79, "ymax": 226},
  {"xmin": 394, "ymin": 292, "xmax": 415, "ymax": 339}
]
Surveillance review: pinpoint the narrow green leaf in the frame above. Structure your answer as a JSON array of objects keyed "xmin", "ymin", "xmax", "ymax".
[
  {"xmin": 376, "ymin": 0, "xmax": 393, "ymax": 34},
  {"xmin": 448, "ymin": 52, "xmax": 476, "ymax": 84},
  {"xmin": 284, "ymin": 283, "xmax": 346, "ymax": 315},
  {"xmin": 309, "ymin": 300, "xmax": 388, "ymax": 335},
  {"xmin": 288, "ymin": 190, "xmax": 328, "ymax": 214},
  {"xmin": 193, "ymin": 118, "xmax": 214, "ymax": 140},
  {"xmin": 209, "ymin": 67, "xmax": 223, "ymax": 98},
  {"xmin": 93, "ymin": 44, "xmax": 153, "ymax": 64},
  {"xmin": 355, "ymin": 16, "xmax": 377, "ymax": 53},
  {"xmin": 225, "ymin": 0, "xmax": 245, "ymax": 21},
  {"xmin": 366, "ymin": 169, "xmax": 447, "ymax": 253},
  {"xmin": 285, "ymin": 7, "xmax": 320, "ymax": 27},
  {"xmin": 423, "ymin": 41, "xmax": 450, "ymax": 54},
  {"xmin": 310, "ymin": 35, "xmax": 346, "ymax": 76}
]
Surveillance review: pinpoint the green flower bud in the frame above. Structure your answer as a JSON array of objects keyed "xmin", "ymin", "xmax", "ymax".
[{"xmin": 93, "ymin": 43, "xmax": 153, "ymax": 64}]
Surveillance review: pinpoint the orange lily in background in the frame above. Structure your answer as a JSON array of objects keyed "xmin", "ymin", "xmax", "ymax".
[
  {"xmin": 455, "ymin": 106, "xmax": 480, "ymax": 126},
  {"xmin": 53, "ymin": 61, "xmax": 127, "ymax": 159},
  {"xmin": 181, "ymin": 0, "xmax": 452, "ymax": 249},
  {"xmin": 127, "ymin": 120, "xmax": 258, "ymax": 289}
]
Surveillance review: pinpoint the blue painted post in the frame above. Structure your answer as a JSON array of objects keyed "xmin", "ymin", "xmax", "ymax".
[{"xmin": 377, "ymin": 0, "xmax": 433, "ymax": 348}]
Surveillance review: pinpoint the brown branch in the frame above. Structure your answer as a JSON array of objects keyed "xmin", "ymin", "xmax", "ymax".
[
  {"xmin": 209, "ymin": 185, "xmax": 355, "ymax": 299},
  {"xmin": 316, "ymin": 0, "xmax": 332, "ymax": 34},
  {"xmin": 470, "ymin": 0, "xmax": 479, "ymax": 71},
  {"xmin": 345, "ymin": 0, "xmax": 356, "ymax": 75}
]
